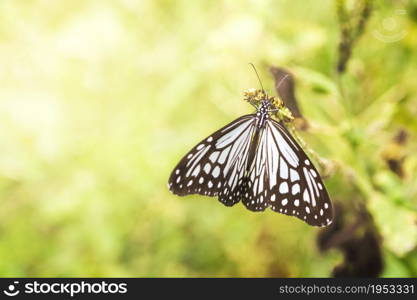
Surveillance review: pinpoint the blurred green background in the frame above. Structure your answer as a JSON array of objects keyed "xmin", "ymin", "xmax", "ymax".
[{"xmin": 0, "ymin": 0, "xmax": 417, "ymax": 277}]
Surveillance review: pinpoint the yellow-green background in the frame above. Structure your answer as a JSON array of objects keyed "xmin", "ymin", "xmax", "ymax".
[{"xmin": 0, "ymin": 0, "xmax": 416, "ymax": 277}]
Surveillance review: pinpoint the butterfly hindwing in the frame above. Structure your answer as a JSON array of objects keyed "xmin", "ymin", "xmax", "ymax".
[
  {"xmin": 168, "ymin": 114, "xmax": 257, "ymax": 206},
  {"xmin": 242, "ymin": 118, "xmax": 332, "ymax": 226}
]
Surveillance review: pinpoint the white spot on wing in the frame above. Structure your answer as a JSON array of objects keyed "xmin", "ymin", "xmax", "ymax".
[
  {"xmin": 258, "ymin": 176, "xmax": 264, "ymax": 194},
  {"xmin": 191, "ymin": 165, "xmax": 201, "ymax": 177},
  {"xmin": 279, "ymin": 157, "xmax": 288, "ymax": 179},
  {"xmin": 212, "ymin": 166, "xmax": 220, "ymax": 178},
  {"xmin": 303, "ymin": 167, "xmax": 316, "ymax": 207},
  {"xmin": 218, "ymin": 147, "xmax": 231, "ymax": 164},
  {"xmin": 204, "ymin": 163, "xmax": 211, "ymax": 174},
  {"xmin": 279, "ymin": 182, "xmax": 288, "ymax": 194},
  {"xmin": 290, "ymin": 169, "xmax": 299, "ymax": 182},
  {"xmin": 303, "ymin": 189, "xmax": 310, "ymax": 203},
  {"xmin": 267, "ymin": 128, "xmax": 279, "ymax": 187},
  {"xmin": 209, "ymin": 151, "xmax": 220, "ymax": 163},
  {"xmin": 292, "ymin": 183, "xmax": 300, "ymax": 195}
]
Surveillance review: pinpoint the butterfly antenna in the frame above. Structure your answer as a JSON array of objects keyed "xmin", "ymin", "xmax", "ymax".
[{"xmin": 249, "ymin": 63, "xmax": 264, "ymax": 92}]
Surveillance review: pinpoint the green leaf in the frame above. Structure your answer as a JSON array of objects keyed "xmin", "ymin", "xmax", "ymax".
[{"xmin": 369, "ymin": 191, "xmax": 417, "ymax": 256}]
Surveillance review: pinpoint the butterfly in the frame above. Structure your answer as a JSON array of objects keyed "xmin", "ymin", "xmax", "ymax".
[{"xmin": 168, "ymin": 87, "xmax": 333, "ymax": 227}]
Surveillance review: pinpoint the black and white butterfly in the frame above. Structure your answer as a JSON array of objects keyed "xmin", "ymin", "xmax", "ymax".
[{"xmin": 168, "ymin": 90, "xmax": 333, "ymax": 227}]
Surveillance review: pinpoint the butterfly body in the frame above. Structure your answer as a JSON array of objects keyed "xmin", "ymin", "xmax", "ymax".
[
  {"xmin": 255, "ymin": 99, "xmax": 272, "ymax": 128},
  {"xmin": 168, "ymin": 89, "xmax": 333, "ymax": 227}
]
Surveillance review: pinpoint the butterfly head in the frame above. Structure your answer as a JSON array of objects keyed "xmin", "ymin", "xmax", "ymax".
[
  {"xmin": 243, "ymin": 88, "xmax": 283, "ymax": 111},
  {"xmin": 243, "ymin": 88, "xmax": 294, "ymax": 122}
]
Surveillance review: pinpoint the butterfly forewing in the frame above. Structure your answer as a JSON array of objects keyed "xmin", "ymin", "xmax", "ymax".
[{"xmin": 168, "ymin": 114, "xmax": 257, "ymax": 206}]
